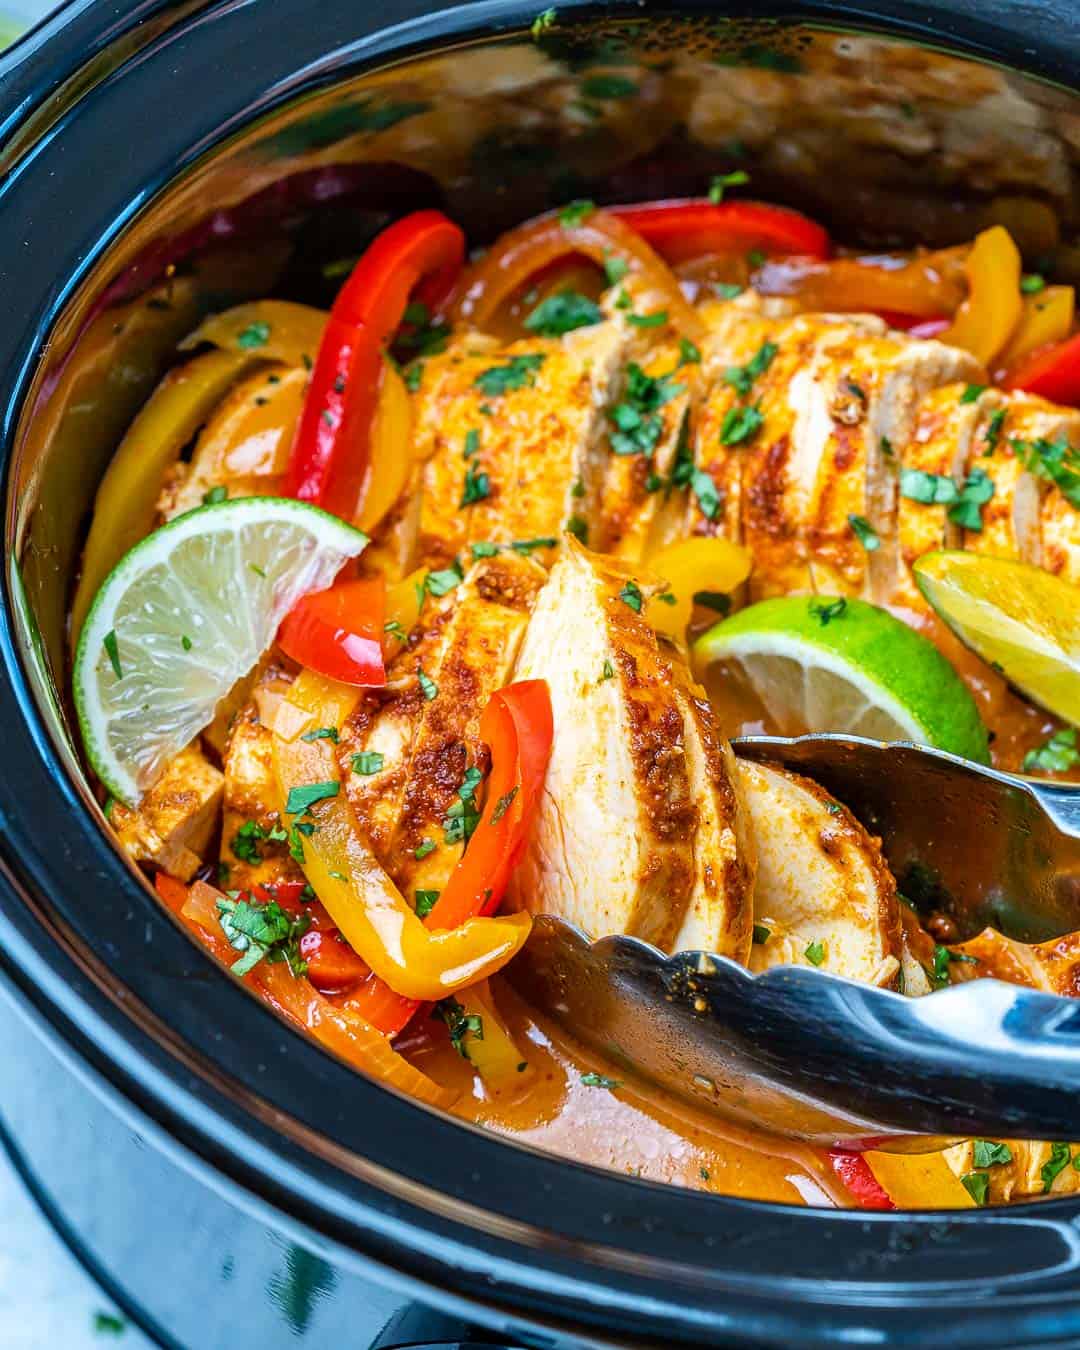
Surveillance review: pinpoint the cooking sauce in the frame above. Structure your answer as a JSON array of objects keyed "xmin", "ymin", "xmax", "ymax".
[{"xmin": 403, "ymin": 980, "xmax": 844, "ymax": 1205}]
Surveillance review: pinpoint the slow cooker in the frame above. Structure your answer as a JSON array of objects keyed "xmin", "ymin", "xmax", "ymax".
[{"xmin": 5, "ymin": 2, "xmax": 1080, "ymax": 1345}]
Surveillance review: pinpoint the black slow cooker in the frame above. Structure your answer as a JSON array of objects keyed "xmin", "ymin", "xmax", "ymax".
[{"xmin": 5, "ymin": 2, "xmax": 1080, "ymax": 1346}]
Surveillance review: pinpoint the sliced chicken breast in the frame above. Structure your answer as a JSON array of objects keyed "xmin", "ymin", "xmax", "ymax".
[
  {"xmin": 738, "ymin": 759, "xmax": 902, "ymax": 987},
  {"xmin": 509, "ymin": 540, "xmax": 697, "ymax": 950},
  {"xmin": 412, "ymin": 323, "xmax": 630, "ymax": 568},
  {"xmin": 338, "ymin": 552, "xmax": 545, "ymax": 903},
  {"xmin": 668, "ymin": 657, "xmax": 756, "ymax": 964},
  {"xmin": 112, "ymin": 742, "xmax": 224, "ymax": 882}
]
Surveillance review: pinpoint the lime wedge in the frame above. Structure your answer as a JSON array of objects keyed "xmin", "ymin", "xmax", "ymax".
[
  {"xmin": 693, "ymin": 594, "xmax": 990, "ymax": 763},
  {"xmin": 915, "ymin": 551, "xmax": 1080, "ymax": 727},
  {"xmin": 74, "ymin": 498, "xmax": 367, "ymax": 805}
]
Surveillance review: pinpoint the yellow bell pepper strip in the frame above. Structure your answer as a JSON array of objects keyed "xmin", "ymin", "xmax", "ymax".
[
  {"xmin": 154, "ymin": 872, "xmax": 455, "ymax": 1108},
  {"xmin": 645, "ymin": 537, "xmax": 752, "ymax": 640},
  {"xmin": 864, "ymin": 1148, "xmax": 976, "ymax": 1210},
  {"xmin": 383, "ymin": 566, "xmax": 426, "ymax": 656},
  {"xmin": 940, "ymin": 225, "xmax": 1023, "ymax": 367},
  {"xmin": 179, "ymin": 300, "xmax": 328, "ymax": 370},
  {"xmin": 997, "ymin": 284, "xmax": 1075, "ymax": 374},
  {"xmin": 452, "ymin": 980, "xmax": 534, "ymax": 1088},
  {"xmin": 357, "ymin": 360, "xmax": 414, "ymax": 534},
  {"xmin": 70, "ymin": 347, "xmax": 262, "ymax": 641},
  {"xmin": 270, "ymin": 669, "xmax": 532, "ymax": 1003}
]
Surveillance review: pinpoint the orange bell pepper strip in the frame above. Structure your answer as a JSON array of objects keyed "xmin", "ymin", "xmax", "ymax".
[
  {"xmin": 347, "ymin": 678, "xmax": 554, "ymax": 1036},
  {"xmin": 357, "ymin": 360, "xmax": 413, "ymax": 534},
  {"xmin": 154, "ymin": 872, "xmax": 454, "ymax": 1108},
  {"xmin": 864, "ymin": 1149, "xmax": 976, "ymax": 1209},
  {"xmin": 270, "ymin": 669, "xmax": 532, "ymax": 1003},
  {"xmin": 180, "ymin": 300, "xmax": 328, "ymax": 369},
  {"xmin": 71, "ymin": 347, "xmax": 262, "ymax": 640},
  {"xmin": 645, "ymin": 537, "xmax": 752, "ymax": 641},
  {"xmin": 997, "ymin": 285, "xmax": 1074, "ymax": 374},
  {"xmin": 940, "ymin": 225, "xmax": 1023, "ymax": 367}
]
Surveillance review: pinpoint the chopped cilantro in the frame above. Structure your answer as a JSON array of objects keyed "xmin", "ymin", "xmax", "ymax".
[
  {"xmin": 558, "ymin": 199, "xmax": 595, "ymax": 228},
  {"xmin": 415, "ymin": 838, "xmax": 437, "ymax": 860},
  {"xmin": 351, "ymin": 750, "xmax": 385, "ymax": 775},
  {"xmin": 571, "ymin": 475, "xmax": 586, "ymax": 498},
  {"xmin": 511, "ymin": 536, "xmax": 558, "ymax": 553},
  {"xmin": 404, "ymin": 362, "xmax": 424, "ymax": 392},
  {"xmin": 1042, "ymin": 1142, "xmax": 1072, "ymax": 1193},
  {"xmin": 580, "ymin": 75, "xmax": 638, "ymax": 100},
  {"xmin": 181, "ymin": 634, "xmax": 193, "ymax": 651},
  {"xmin": 236, "ymin": 320, "xmax": 270, "ymax": 348},
  {"xmin": 961, "ymin": 1172, "xmax": 989, "ymax": 1206},
  {"xmin": 460, "ymin": 465, "xmax": 491, "ymax": 506},
  {"xmin": 846, "ymin": 380, "xmax": 867, "ymax": 403},
  {"xmin": 565, "ymin": 514, "xmax": 589, "ymax": 543},
  {"xmin": 92, "ymin": 1311, "xmax": 127, "ymax": 1336},
  {"xmin": 425, "ymin": 564, "xmax": 464, "ymax": 597},
  {"xmin": 470, "ymin": 540, "xmax": 501, "ymax": 559},
  {"xmin": 1012, "ymin": 434, "xmax": 1080, "ymax": 508},
  {"xmin": 415, "ymin": 889, "xmax": 440, "ymax": 917},
  {"xmin": 747, "ymin": 248, "xmax": 767, "ymax": 268},
  {"xmin": 474, "ymin": 352, "xmax": 546, "ymax": 397},
  {"xmin": 434, "ymin": 996, "xmax": 484, "ymax": 1058},
  {"xmin": 581, "ymin": 1071, "xmax": 621, "ymax": 1089},
  {"xmin": 752, "ymin": 923, "xmax": 771, "ymax": 944},
  {"xmin": 809, "ymin": 597, "xmax": 846, "ymax": 626},
  {"xmin": 525, "ymin": 288, "xmax": 603, "ymax": 336},
  {"xmin": 603, "ymin": 253, "xmax": 629, "ymax": 285},
  {"xmin": 691, "ymin": 468, "xmax": 722, "ymax": 521},
  {"xmin": 708, "ymin": 169, "xmax": 750, "ymax": 203},
  {"xmin": 723, "ymin": 340, "xmax": 777, "ymax": 397},
  {"xmin": 804, "ymin": 939, "xmax": 826, "ymax": 966},
  {"xmin": 396, "ymin": 300, "xmax": 451, "ymax": 357},
  {"xmin": 417, "ymin": 666, "xmax": 438, "ymax": 701},
  {"xmin": 217, "ymin": 894, "xmax": 310, "ymax": 977},
  {"xmin": 719, "ymin": 401, "xmax": 763, "ymax": 446},
  {"xmin": 301, "ymin": 726, "xmax": 339, "ymax": 743},
  {"xmin": 608, "ymin": 363, "xmax": 685, "ymax": 458},
  {"xmin": 202, "ymin": 484, "xmax": 228, "ymax": 505},
  {"xmin": 656, "ymin": 591, "xmax": 676, "ymax": 605},
  {"xmin": 463, "ymin": 427, "xmax": 480, "ymax": 459},
  {"xmin": 103, "ymin": 629, "xmax": 122, "ymax": 680},
  {"xmin": 848, "ymin": 513, "xmax": 880, "ymax": 551},
  {"xmin": 1020, "ymin": 273, "xmax": 1046, "ymax": 294},
  {"xmin": 960, "ymin": 383, "xmax": 986, "ymax": 404},
  {"xmin": 288, "ymin": 824, "xmax": 311, "ymax": 865},
  {"xmin": 714, "ymin": 282, "xmax": 744, "ymax": 300},
  {"xmin": 946, "ymin": 468, "xmax": 995, "ymax": 532},
  {"xmin": 678, "ymin": 336, "xmax": 702, "ymax": 366},
  {"xmin": 249, "ymin": 562, "xmax": 266, "ymax": 578},
  {"xmin": 695, "ymin": 591, "xmax": 731, "ymax": 616},
  {"xmin": 384, "ymin": 618, "xmax": 407, "ymax": 642},
  {"xmin": 973, "ymin": 1139, "xmax": 1013, "ymax": 1168},
  {"xmin": 879, "ymin": 434, "xmax": 895, "ymax": 459},
  {"xmin": 443, "ymin": 765, "xmax": 485, "ymax": 845},
  {"xmin": 285, "ymin": 781, "xmax": 339, "ymax": 816},
  {"xmin": 899, "ymin": 467, "xmax": 958, "ymax": 505},
  {"xmin": 601, "ymin": 659, "xmax": 615, "ymax": 681},
  {"xmin": 619, "ymin": 579, "xmax": 644, "ymax": 612},
  {"xmin": 1023, "ymin": 727, "xmax": 1080, "ymax": 774},
  {"xmin": 984, "ymin": 408, "xmax": 1006, "ymax": 455},
  {"xmin": 627, "ymin": 309, "xmax": 668, "ymax": 328},
  {"xmin": 531, "ymin": 6, "xmax": 556, "ymax": 38}
]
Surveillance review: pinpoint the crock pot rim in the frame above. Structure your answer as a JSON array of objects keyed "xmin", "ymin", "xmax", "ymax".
[{"xmin": 5, "ymin": 2, "xmax": 1080, "ymax": 1344}]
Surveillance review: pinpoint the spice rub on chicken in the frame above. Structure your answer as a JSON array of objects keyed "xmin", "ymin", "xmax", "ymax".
[{"xmin": 508, "ymin": 540, "xmax": 753, "ymax": 955}]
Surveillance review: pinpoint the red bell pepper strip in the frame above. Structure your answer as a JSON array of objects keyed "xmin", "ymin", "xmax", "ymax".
[
  {"xmin": 283, "ymin": 209, "xmax": 465, "ymax": 520},
  {"xmin": 299, "ymin": 928, "xmax": 373, "ymax": 994},
  {"xmin": 277, "ymin": 577, "xmax": 387, "ymax": 688},
  {"xmin": 827, "ymin": 1149, "xmax": 896, "ymax": 1211},
  {"xmin": 346, "ymin": 678, "xmax": 554, "ymax": 1036},
  {"xmin": 1003, "ymin": 330, "xmax": 1080, "ymax": 405},
  {"xmin": 610, "ymin": 199, "xmax": 830, "ymax": 264},
  {"xmin": 876, "ymin": 310, "xmax": 950, "ymax": 336}
]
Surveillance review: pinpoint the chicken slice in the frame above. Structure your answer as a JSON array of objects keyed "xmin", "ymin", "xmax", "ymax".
[
  {"xmin": 412, "ymin": 323, "xmax": 630, "ymax": 568},
  {"xmin": 338, "ymin": 552, "xmax": 545, "ymax": 903},
  {"xmin": 944, "ymin": 1138, "xmax": 1080, "ymax": 1203},
  {"xmin": 508, "ymin": 540, "xmax": 697, "ymax": 951},
  {"xmin": 112, "ymin": 743, "xmax": 223, "ymax": 882},
  {"xmin": 738, "ymin": 759, "xmax": 902, "ymax": 987},
  {"xmin": 157, "ymin": 364, "xmax": 306, "ymax": 521},
  {"xmin": 1013, "ymin": 402, "xmax": 1080, "ymax": 584},
  {"xmin": 668, "ymin": 657, "xmax": 756, "ymax": 963}
]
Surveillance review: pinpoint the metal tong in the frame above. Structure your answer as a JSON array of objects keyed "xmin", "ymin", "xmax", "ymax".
[{"xmin": 509, "ymin": 736, "xmax": 1080, "ymax": 1148}]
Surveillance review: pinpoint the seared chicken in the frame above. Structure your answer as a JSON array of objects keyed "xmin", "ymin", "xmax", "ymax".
[
  {"xmin": 738, "ymin": 759, "xmax": 902, "ymax": 987},
  {"xmin": 508, "ymin": 540, "xmax": 700, "ymax": 950},
  {"xmin": 112, "ymin": 742, "xmax": 223, "ymax": 882},
  {"xmin": 339, "ymin": 551, "xmax": 546, "ymax": 902},
  {"xmin": 411, "ymin": 323, "xmax": 630, "ymax": 569}
]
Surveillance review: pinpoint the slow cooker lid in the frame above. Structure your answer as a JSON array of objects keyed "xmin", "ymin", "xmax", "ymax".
[{"xmin": 5, "ymin": 2, "xmax": 1080, "ymax": 1344}]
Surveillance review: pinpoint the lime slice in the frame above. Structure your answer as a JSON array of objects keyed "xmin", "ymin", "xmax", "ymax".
[
  {"xmin": 693, "ymin": 594, "xmax": 990, "ymax": 763},
  {"xmin": 74, "ymin": 498, "xmax": 367, "ymax": 805},
  {"xmin": 915, "ymin": 550, "xmax": 1080, "ymax": 727}
]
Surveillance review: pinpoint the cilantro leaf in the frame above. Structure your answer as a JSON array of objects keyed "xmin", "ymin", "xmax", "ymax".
[
  {"xmin": 285, "ymin": 781, "xmax": 339, "ymax": 816},
  {"xmin": 723, "ymin": 340, "xmax": 777, "ymax": 397},
  {"xmin": 1042, "ymin": 1142, "xmax": 1072, "ymax": 1193},
  {"xmin": 525, "ymin": 288, "xmax": 603, "ymax": 336},
  {"xmin": 558, "ymin": 199, "xmax": 595, "ymax": 228},
  {"xmin": 474, "ymin": 353, "xmax": 546, "ymax": 396},
  {"xmin": 619, "ymin": 579, "xmax": 644, "ymax": 612},
  {"xmin": 708, "ymin": 169, "xmax": 750, "ymax": 203},
  {"xmin": 351, "ymin": 751, "xmax": 385, "ymax": 775},
  {"xmin": 581, "ymin": 1071, "xmax": 621, "ymax": 1089},
  {"xmin": 960, "ymin": 1172, "xmax": 989, "ymax": 1206},
  {"xmin": 415, "ymin": 889, "xmax": 440, "ymax": 917},
  {"xmin": 946, "ymin": 468, "xmax": 995, "ymax": 532},
  {"xmin": 804, "ymin": 939, "xmax": 826, "ymax": 966},
  {"xmin": 719, "ymin": 402, "xmax": 763, "ymax": 446},
  {"xmin": 973, "ymin": 1139, "xmax": 1013, "ymax": 1168},
  {"xmin": 434, "ymin": 996, "xmax": 484, "ymax": 1058},
  {"xmin": 1023, "ymin": 727, "xmax": 1080, "ymax": 774},
  {"xmin": 848, "ymin": 513, "xmax": 880, "ymax": 551},
  {"xmin": 809, "ymin": 597, "xmax": 846, "ymax": 626},
  {"xmin": 899, "ymin": 467, "xmax": 958, "ymax": 505}
]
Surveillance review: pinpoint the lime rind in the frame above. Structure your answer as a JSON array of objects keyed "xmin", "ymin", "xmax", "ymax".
[
  {"xmin": 694, "ymin": 594, "xmax": 990, "ymax": 764},
  {"xmin": 74, "ymin": 498, "xmax": 368, "ymax": 806}
]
